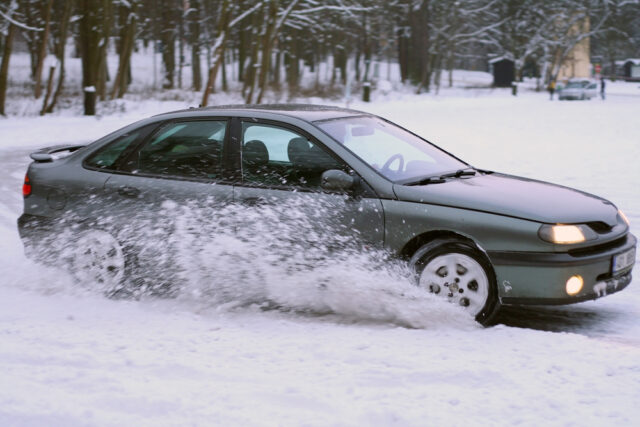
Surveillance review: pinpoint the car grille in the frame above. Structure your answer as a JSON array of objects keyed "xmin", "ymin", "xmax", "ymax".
[
  {"xmin": 568, "ymin": 235, "xmax": 628, "ymax": 257},
  {"xmin": 586, "ymin": 221, "xmax": 613, "ymax": 234}
]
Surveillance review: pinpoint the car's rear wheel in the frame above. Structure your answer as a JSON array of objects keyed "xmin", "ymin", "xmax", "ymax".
[
  {"xmin": 70, "ymin": 229, "xmax": 131, "ymax": 294},
  {"xmin": 409, "ymin": 238, "xmax": 500, "ymax": 325}
]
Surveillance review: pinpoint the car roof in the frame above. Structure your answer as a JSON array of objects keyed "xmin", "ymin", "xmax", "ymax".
[{"xmin": 153, "ymin": 103, "xmax": 369, "ymax": 123}]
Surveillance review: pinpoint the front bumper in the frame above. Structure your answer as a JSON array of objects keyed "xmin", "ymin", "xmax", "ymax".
[{"xmin": 488, "ymin": 233, "xmax": 636, "ymax": 305}]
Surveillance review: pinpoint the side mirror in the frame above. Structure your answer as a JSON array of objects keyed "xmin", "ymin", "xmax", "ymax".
[{"xmin": 321, "ymin": 169, "xmax": 355, "ymax": 192}]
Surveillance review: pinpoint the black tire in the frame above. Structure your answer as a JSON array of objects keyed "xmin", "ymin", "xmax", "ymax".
[{"xmin": 409, "ymin": 238, "xmax": 500, "ymax": 326}]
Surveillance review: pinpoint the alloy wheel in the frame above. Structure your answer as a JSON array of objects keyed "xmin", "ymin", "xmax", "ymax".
[{"xmin": 418, "ymin": 253, "xmax": 490, "ymax": 316}]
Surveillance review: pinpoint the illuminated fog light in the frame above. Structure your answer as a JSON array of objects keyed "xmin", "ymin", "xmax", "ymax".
[{"xmin": 566, "ymin": 275, "xmax": 584, "ymax": 296}]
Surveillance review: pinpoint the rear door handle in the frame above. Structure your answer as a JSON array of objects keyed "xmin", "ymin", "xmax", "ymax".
[{"xmin": 117, "ymin": 186, "xmax": 141, "ymax": 198}]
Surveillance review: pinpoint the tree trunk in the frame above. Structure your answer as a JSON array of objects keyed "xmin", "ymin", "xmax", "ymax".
[
  {"xmin": 335, "ymin": 47, "xmax": 346, "ymax": 85},
  {"xmin": 397, "ymin": 27, "xmax": 408, "ymax": 83},
  {"xmin": 201, "ymin": 0, "xmax": 231, "ymax": 106},
  {"xmin": 273, "ymin": 47, "xmax": 281, "ymax": 90},
  {"xmin": 286, "ymin": 37, "xmax": 300, "ymax": 96},
  {"xmin": 242, "ymin": 5, "xmax": 262, "ymax": 102},
  {"xmin": 447, "ymin": 48, "xmax": 454, "ymax": 87},
  {"xmin": 96, "ymin": 49, "xmax": 108, "ymax": 100},
  {"xmin": 40, "ymin": 65, "xmax": 56, "ymax": 115},
  {"xmin": 178, "ymin": 0, "xmax": 185, "ymax": 89},
  {"xmin": 80, "ymin": 0, "xmax": 102, "ymax": 116},
  {"xmin": 111, "ymin": 2, "xmax": 137, "ymax": 99},
  {"xmin": 0, "ymin": 23, "xmax": 16, "ymax": 116},
  {"xmin": 96, "ymin": 0, "xmax": 112, "ymax": 101},
  {"xmin": 161, "ymin": 0, "xmax": 177, "ymax": 89},
  {"xmin": 44, "ymin": 0, "xmax": 73, "ymax": 114},
  {"xmin": 417, "ymin": 52, "xmax": 433, "ymax": 94},
  {"xmin": 221, "ymin": 50, "xmax": 227, "ymax": 91},
  {"xmin": 33, "ymin": 0, "xmax": 54, "ymax": 99},
  {"xmin": 192, "ymin": 45, "xmax": 202, "ymax": 91},
  {"xmin": 434, "ymin": 55, "xmax": 442, "ymax": 94},
  {"xmin": 190, "ymin": 0, "xmax": 202, "ymax": 91},
  {"xmin": 255, "ymin": 0, "xmax": 279, "ymax": 104},
  {"xmin": 238, "ymin": 12, "xmax": 246, "ymax": 82}
]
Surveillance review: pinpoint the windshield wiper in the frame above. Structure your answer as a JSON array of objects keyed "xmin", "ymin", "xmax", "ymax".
[
  {"xmin": 404, "ymin": 176, "xmax": 447, "ymax": 186},
  {"xmin": 403, "ymin": 168, "xmax": 477, "ymax": 186},
  {"xmin": 439, "ymin": 168, "xmax": 477, "ymax": 179}
]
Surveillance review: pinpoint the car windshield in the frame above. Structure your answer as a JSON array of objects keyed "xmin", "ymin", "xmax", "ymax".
[
  {"xmin": 566, "ymin": 81, "xmax": 587, "ymax": 88},
  {"xmin": 316, "ymin": 116, "xmax": 467, "ymax": 183}
]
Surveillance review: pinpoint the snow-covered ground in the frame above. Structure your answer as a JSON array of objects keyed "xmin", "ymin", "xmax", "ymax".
[{"xmin": 1, "ymin": 81, "xmax": 640, "ymax": 426}]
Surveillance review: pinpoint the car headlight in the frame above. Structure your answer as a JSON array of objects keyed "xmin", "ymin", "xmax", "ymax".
[
  {"xmin": 618, "ymin": 209, "xmax": 630, "ymax": 226},
  {"xmin": 538, "ymin": 224, "xmax": 597, "ymax": 244}
]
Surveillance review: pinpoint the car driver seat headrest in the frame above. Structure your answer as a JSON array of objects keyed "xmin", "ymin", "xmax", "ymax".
[
  {"xmin": 243, "ymin": 140, "xmax": 269, "ymax": 167},
  {"xmin": 287, "ymin": 137, "xmax": 311, "ymax": 166}
]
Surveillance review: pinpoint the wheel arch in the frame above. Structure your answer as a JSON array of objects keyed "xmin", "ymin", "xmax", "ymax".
[
  {"xmin": 400, "ymin": 230, "xmax": 478, "ymax": 259},
  {"xmin": 403, "ymin": 230, "xmax": 501, "ymax": 325}
]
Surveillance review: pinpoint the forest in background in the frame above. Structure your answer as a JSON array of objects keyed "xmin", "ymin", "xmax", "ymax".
[{"xmin": 0, "ymin": 0, "xmax": 639, "ymax": 116}]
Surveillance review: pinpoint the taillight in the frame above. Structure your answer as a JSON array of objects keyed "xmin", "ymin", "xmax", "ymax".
[{"xmin": 22, "ymin": 174, "xmax": 32, "ymax": 197}]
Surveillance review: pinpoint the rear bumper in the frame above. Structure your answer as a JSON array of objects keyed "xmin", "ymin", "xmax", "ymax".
[
  {"xmin": 488, "ymin": 233, "xmax": 636, "ymax": 305},
  {"xmin": 18, "ymin": 213, "xmax": 55, "ymax": 240},
  {"xmin": 17, "ymin": 213, "xmax": 60, "ymax": 260}
]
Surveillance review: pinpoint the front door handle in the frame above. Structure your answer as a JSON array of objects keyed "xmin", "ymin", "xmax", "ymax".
[{"xmin": 117, "ymin": 186, "xmax": 141, "ymax": 198}]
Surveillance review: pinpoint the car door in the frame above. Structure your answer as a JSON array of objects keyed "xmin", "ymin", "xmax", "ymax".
[
  {"xmin": 103, "ymin": 117, "xmax": 234, "ymax": 203},
  {"xmin": 233, "ymin": 119, "xmax": 385, "ymax": 248},
  {"xmin": 101, "ymin": 118, "xmax": 235, "ymax": 234}
]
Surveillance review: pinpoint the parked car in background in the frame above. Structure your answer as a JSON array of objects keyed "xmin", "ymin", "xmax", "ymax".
[
  {"xmin": 18, "ymin": 105, "xmax": 636, "ymax": 325},
  {"xmin": 558, "ymin": 79, "xmax": 598, "ymax": 100}
]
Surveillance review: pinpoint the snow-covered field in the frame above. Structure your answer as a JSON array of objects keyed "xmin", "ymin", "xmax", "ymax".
[{"xmin": 1, "ymin": 81, "xmax": 640, "ymax": 426}]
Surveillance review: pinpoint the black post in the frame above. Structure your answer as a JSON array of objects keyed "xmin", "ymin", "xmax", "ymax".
[
  {"xmin": 362, "ymin": 81, "xmax": 371, "ymax": 102},
  {"xmin": 84, "ymin": 86, "xmax": 96, "ymax": 116}
]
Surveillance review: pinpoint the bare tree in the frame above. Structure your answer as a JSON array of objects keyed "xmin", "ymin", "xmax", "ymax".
[
  {"xmin": 160, "ymin": 0, "xmax": 179, "ymax": 88},
  {"xmin": 42, "ymin": 0, "xmax": 74, "ymax": 114},
  {"xmin": 111, "ymin": 0, "xmax": 139, "ymax": 99},
  {"xmin": 592, "ymin": 0, "xmax": 640, "ymax": 77},
  {"xmin": 201, "ymin": 0, "xmax": 262, "ymax": 106},
  {"xmin": 79, "ymin": 0, "xmax": 109, "ymax": 115},
  {"xmin": 1, "ymin": 0, "xmax": 44, "ymax": 115},
  {"xmin": 33, "ymin": 0, "xmax": 53, "ymax": 98},
  {"xmin": 187, "ymin": 0, "xmax": 202, "ymax": 90},
  {"xmin": 0, "ymin": 7, "xmax": 16, "ymax": 115}
]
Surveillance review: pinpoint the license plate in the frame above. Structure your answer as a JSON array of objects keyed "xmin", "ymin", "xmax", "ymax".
[{"xmin": 613, "ymin": 247, "xmax": 636, "ymax": 273}]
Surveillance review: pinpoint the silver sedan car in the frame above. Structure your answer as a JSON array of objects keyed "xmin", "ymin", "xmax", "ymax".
[{"xmin": 558, "ymin": 80, "xmax": 598, "ymax": 100}]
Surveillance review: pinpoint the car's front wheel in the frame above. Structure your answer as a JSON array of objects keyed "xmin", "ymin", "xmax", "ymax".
[{"xmin": 409, "ymin": 238, "xmax": 500, "ymax": 325}]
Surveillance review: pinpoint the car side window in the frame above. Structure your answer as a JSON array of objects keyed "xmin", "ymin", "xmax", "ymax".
[
  {"xmin": 132, "ymin": 120, "xmax": 227, "ymax": 180},
  {"xmin": 241, "ymin": 122, "xmax": 344, "ymax": 189},
  {"xmin": 85, "ymin": 131, "xmax": 142, "ymax": 170}
]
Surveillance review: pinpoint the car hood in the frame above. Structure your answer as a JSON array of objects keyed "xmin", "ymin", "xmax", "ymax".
[{"xmin": 393, "ymin": 172, "xmax": 619, "ymax": 225}]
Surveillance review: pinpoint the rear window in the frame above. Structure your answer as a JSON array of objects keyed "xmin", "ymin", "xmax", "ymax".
[{"xmin": 85, "ymin": 131, "xmax": 143, "ymax": 170}]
